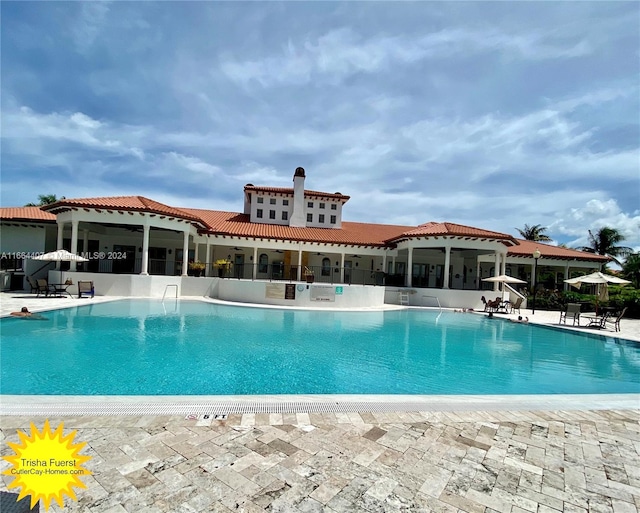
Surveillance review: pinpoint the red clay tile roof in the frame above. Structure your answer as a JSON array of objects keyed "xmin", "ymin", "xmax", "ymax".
[
  {"xmin": 508, "ymin": 239, "xmax": 610, "ymax": 262},
  {"xmin": 387, "ymin": 222, "xmax": 518, "ymax": 245},
  {"xmin": 182, "ymin": 208, "xmax": 410, "ymax": 246},
  {"xmin": 244, "ymin": 186, "xmax": 350, "ymax": 201},
  {"xmin": 41, "ymin": 196, "xmax": 209, "ymax": 227},
  {"xmin": 0, "ymin": 207, "xmax": 56, "ymax": 222},
  {"xmin": 1, "ymin": 201, "xmax": 608, "ymax": 263}
]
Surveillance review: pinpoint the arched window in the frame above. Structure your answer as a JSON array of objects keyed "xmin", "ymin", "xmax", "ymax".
[
  {"xmin": 259, "ymin": 254, "xmax": 268, "ymax": 273},
  {"xmin": 321, "ymin": 257, "xmax": 331, "ymax": 276}
]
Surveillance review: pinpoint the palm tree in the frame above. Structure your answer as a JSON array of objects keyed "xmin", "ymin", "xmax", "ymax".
[
  {"xmin": 579, "ymin": 227, "xmax": 633, "ymax": 266},
  {"xmin": 24, "ymin": 194, "xmax": 65, "ymax": 206},
  {"xmin": 622, "ymin": 253, "xmax": 640, "ymax": 288},
  {"xmin": 516, "ymin": 224, "xmax": 552, "ymax": 241}
]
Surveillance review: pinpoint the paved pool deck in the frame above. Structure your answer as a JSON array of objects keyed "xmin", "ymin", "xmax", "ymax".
[
  {"xmin": 2, "ymin": 410, "xmax": 639, "ymax": 512},
  {"xmin": 1, "ymin": 292, "xmax": 639, "ymax": 511}
]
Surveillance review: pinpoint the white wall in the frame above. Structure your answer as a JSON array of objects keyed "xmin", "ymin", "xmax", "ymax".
[
  {"xmin": 215, "ymin": 279, "xmax": 385, "ymax": 308},
  {"xmin": 1, "ymin": 225, "xmax": 47, "ymax": 253},
  {"xmin": 383, "ymin": 287, "xmax": 527, "ymax": 310}
]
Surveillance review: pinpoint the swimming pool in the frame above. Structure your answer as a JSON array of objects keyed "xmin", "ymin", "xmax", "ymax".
[{"xmin": 1, "ymin": 299, "xmax": 639, "ymax": 395}]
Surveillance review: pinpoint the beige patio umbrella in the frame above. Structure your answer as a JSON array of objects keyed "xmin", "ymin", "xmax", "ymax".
[
  {"xmin": 482, "ymin": 275, "xmax": 527, "ymax": 301},
  {"xmin": 31, "ymin": 249, "xmax": 89, "ymax": 285},
  {"xmin": 32, "ymin": 249, "xmax": 89, "ymax": 263},
  {"xmin": 564, "ymin": 271, "xmax": 630, "ymax": 313}
]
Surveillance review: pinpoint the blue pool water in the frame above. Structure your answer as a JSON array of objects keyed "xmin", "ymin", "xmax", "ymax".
[{"xmin": 1, "ymin": 299, "xmax": 639, "ymax": 395}]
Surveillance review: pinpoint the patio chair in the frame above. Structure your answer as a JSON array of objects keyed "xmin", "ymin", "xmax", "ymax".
[
  {"xmin": 581, "ymin": 311, "xmax": 610, "ymax": 329},
  {"xmin": 604, "ymin": 307, "xmax": 627, "ymax": 332},
  {"xmin": 36, "ymin": 279, "xmax": 53, "ymax": 297},
  {"xmin": 26, "ymin": 275, "xmax": 39, "ymax": 294},
  {"xmin": 559, "ymin": 303, "xmax": 581, "ymax": 326},
  {"xmin": 510, "ymin": 297, "xmax": 524, "ymax": 314},
  {"xmin": 78, "ymin": 281, "xmax": 95, "ymax": 298}
]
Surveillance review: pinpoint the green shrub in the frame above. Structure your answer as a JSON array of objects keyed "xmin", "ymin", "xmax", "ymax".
[{"xmin": 526, "ymin": 286, "xmax": 640, "ymax": 318}]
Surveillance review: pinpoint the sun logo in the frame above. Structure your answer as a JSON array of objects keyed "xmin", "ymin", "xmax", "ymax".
[{"xmin": 2, "ymin": 420, "xmax": 92, "ymax": 511}]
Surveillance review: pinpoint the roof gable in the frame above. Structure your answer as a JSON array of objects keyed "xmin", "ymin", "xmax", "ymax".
[
  {"xmin": 41, "ymin": 196, "xmax": 209, "ymax": 227},
  {"xmin": 387, "ymin": 221, "xmax": 518, "ymax": 245}
]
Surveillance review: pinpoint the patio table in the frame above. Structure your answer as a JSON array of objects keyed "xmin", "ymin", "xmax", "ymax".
[{"xmin": 49, "ymin": 283, "xmax": 73, "ymax": 298}]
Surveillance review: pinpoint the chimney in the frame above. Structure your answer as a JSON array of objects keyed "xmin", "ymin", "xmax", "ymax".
[{"xmin": 289, "ymin": 167, "xmax": 306, "ymax": 227}]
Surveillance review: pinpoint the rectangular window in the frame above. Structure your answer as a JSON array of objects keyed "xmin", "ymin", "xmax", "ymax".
[
  {"xmin": 319, "ymin": 214, "xmax": 325, "ymax": 223},
  {"xmin": 307, "ymin": 213, "xmax": 313, "ymax": 223},
  {"xmin": 307, "ymin": 202, "xmax": 313, "ymax": 208},
  {"xmin": 257, "ymin": 197, "xmax": 264, "ymax": 204},
  {"xmin": 330, "ymin": 215, "xmax": 336, "ymax": 224},
  {"xmin": 319, "ymin": 203, "xmax": 325, "ymax": 209},
  {"xmin": 269, "ymin": 210, "xmax": 276, "ymax": 219},
  {"xmin": 270, "ymin": 198, "xmax": 276, "ymax": 205},
  {"xmin": 331, "ymin": 204, "xmax": 337, "ymax": 210},
  {"xmin": 282, "ymin": 211, "xmax": 288, "ymax": 220},
  {"xmin": 283, "ymin": 199, "xmax": 289, "ymax": 206},
  {"xmin": 257, "ymin": 209, "xmax": 263, "ymax": 218}
]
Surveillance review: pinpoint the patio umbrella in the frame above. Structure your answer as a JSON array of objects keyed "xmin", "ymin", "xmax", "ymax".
[
  {"xmin": 31, "ymin": 249, "xmax": 90, "ymax": 286},
  {"xmin": 564, "ymin": 271, "xmax": 630, "ymax": 313},
  {"xmin": 31, "ymin": 249, "xmax": 89, "ymax": 262},
  {"xmin": 564, "ymin": 271, "xmax": 630, "ymax": 288},
  {"xmin": 482, "ymin": 275, "xmax": 527, "ymax": 301},
  {"xmin": 482, "ymin": 274, "xmax": 527, "ymax": 284}
]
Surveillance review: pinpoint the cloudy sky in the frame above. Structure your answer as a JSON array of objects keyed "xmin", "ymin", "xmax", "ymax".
[{"xmin": 2, "ymin": 2, "xmax": 638, "ymax": 251}]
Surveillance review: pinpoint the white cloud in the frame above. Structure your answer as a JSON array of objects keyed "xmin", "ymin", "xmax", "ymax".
[
  {"xmin": 72, "ymin": 1, "xmax": 111, "ymax": 53},
  {"xmin": 221, "ymin": 26, "xmax": 593, "ymax": 87}
]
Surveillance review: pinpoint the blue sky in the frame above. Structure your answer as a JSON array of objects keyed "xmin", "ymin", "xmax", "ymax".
[{"xmin": 2, "ymin": 2, "xmax": 639, "ymax": 252}]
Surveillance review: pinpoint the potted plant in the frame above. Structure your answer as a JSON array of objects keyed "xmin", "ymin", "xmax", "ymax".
[
  {"xmin": 188, "ymin": 261, "xmax": 206, "ymax": 277},
  {"xmin": 214, "ymin": 259, "xmax": 232, "ymax": 278},
  {"xmin": 304, "ymin": 266, "xmax": 315, "ymax": 283}
]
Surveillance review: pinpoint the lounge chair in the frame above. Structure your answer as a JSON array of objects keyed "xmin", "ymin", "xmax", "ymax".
[
  {"xmin": 36, "ymin": 279, "xmax": 53, "ymax": 297},
  {"xmin": 26, "ymin": 275, "xmax": 39, "ymax": 294},
  {"xmin": 510, "ymin": 297, "xmax": 524, "ymax": 314},
  {"xmin": 604, "ymin": 307, "xmax": 627, "ymax": 332},
  {"xmin": 559, "ymin": 303, "xmax": 581, "ymax": 326},
  {"xmin": 78, "ymin": 281, "xmax": 95, "ymax": 298}
]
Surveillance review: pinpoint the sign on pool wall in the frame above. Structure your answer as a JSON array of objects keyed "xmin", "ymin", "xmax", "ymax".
[{"xmin": 310, "ymin": 286, "xmax": 336, "ymax": 302}]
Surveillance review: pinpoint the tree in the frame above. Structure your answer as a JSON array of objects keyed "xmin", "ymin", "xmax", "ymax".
[
  {"xmin": 579, "ymin": 227, "xmax": 633, "ymax": 266},
  {"xmin": 516, "ymin": 224, "xmax": 552, "ymax": 241},
  {"xmin": 622, "ymin": 253, "xmax": 640, "ymax": 288},
  {"xmin": 24, "ymin": 194, "xmax": 65, "ymax": 206}
]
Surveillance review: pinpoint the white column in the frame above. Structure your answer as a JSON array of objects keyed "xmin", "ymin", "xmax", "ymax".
[
  {"xmin": 382, "ymin": 253, "xmax": 387, "ymax": 275},
  {"xmin": 140, "ymin": 223, "xmax": 150, "ymax": 275},
  {"xmin": 340, "ymin": 253, "xmax": 345, "ymax": 283},
  {"xmin": 56, "ymin": 222, "xmax": 65, "ymax": 270},
  {"xmin": 406, "ymin": 247, "xmax": 413, "ymax": 287},
  {"xmin": 205, "ymin": 242, "xmax": 211, "ymax": 277},
  {"xmin": 476, "ymin": 260, "xmax": 481, "ymax": 290},
  {"xmin": 494, "ymin": 252, "xmax": 501, "ymax": 292},
  {"xmin": 70, "ymin": 220, "xmax": 79, "ymax": 271},
  {"xmin": 181, "ymin": 230, "xmax": 189, "ymax": 277},
  {"xmin": 252, "ymin": 247, "xmax": 258, "ymax": 280},
  {"xmin": 443, "ymin": 246, "xmax": 451, "ymax": 289},
  {"xmin": 501, "ymin": 252, "xmax": 507, "ymax": 276},
  {"xmin": 82, "ymin": 229, "xmax": 89, "ymax": 257},
  {"xmin": 297, "ymin": 249, "xmax": 303, "ymax": 281}
]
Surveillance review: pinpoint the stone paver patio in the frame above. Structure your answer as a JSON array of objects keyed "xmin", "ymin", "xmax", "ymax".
[{"xmin": 2, "ymin": 409, "xmax": 639, "ymax": 512}]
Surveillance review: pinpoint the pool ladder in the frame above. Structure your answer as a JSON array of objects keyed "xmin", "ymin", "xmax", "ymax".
[
  {"xmin": 162, "ymin": 284, "xmax": 179, "ymax": 301},
  {"xmin": 421, "ymin": 295, "xmax": 442, "ymax": 311}
]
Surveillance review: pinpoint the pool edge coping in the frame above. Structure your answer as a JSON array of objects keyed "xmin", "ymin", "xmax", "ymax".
[{"xmin": 2, "ymin": 393, "xmax": 639, "ymax": 416}]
